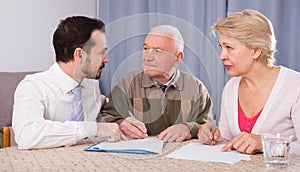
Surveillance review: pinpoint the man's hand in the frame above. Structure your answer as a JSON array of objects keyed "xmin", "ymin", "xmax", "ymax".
[
  {"xmin": 96, "ymin": 123, "xmax": 127, "ymax": 142},
  {"xmin": 119, "ymin": 117, "xmax": 148, "ymax": 139},
  {"xmin": 222, "ymin": 132, "xmax": 262, "ymax": 154},
  {"xmin": 157, "ymin": 124, "xmax": 191, "ymax": 142},
  {"xmin": 197, "ymin": 123, "xmax": 221, "ymax": 145}
]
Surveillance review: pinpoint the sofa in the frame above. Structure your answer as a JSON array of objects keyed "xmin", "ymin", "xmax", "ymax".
[{"xmin": 0, "ymin": 71, "xmax": 37, "ymax": 148}]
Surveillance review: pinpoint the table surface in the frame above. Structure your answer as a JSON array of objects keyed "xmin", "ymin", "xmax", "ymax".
[{"xmin": 1, "ymin": 139, "xmax": 299, "ymax": 172}]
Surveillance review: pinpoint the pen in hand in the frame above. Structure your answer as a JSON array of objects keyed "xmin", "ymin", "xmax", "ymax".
[
  {"xmin": 127, "ymin": 110, "xmax": 148, "ymax": 137},
  {"xmin": 204, "ymin": 118, "xmax": 216, "ymax": 145}
]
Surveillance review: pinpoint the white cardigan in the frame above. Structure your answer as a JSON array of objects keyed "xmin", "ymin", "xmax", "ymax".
[{"xmin": 219, "ymin": 66, "xmax": 300, "ymax": 155}]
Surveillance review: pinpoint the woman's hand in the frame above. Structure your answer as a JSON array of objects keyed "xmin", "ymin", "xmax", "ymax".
[
  {"xmin": 198, "ymin": 122, "xmax": 221, "ymax": 145},
  {"xmin": 222, "ymin": 132, "xmax": 262, "ymax": 154}
]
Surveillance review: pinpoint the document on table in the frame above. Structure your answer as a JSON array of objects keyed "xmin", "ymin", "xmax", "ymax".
[
  {"xmin": 166, "ymin": 142, "xmax": 251, "ymax": 165},
  {"xmin": 84, "ymin": 137, "xmax": 164, "ymax": 154}
]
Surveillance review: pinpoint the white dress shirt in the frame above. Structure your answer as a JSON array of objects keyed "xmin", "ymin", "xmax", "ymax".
[{"xmin": 12, "ymin": 63, "xmax": 106, "ymax": 149}]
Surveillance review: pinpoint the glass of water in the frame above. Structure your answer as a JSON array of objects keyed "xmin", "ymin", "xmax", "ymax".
[{"xmin": 261, "ymin": 133, "xmax": 293, "ymax": 168}]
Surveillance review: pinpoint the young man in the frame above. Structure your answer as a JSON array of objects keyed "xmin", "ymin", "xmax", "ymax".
[{"xmin": 13, "ymin": 16, "xmax": 126, "ymax": 149}]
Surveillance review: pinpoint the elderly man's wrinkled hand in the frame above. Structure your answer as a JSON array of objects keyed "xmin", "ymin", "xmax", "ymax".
[
  {"xmin": 119, "ymin": 117, "xmax": 148, "ymax": 139},
  {"xmin": 157, "ymin": 124, "xmax": 191, "ymax": 142}
]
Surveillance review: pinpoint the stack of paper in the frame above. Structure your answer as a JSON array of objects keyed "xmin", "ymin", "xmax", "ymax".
[
  {"xmin": 166, "ymin": 142, "xmax": 251, "ymax": 165},
  {"xmin": 85, "ymin": 137, "xmax": 164, "ymax": 154}
]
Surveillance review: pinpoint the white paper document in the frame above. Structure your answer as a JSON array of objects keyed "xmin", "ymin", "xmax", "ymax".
[
  {"xmin": 85, "ymin": 137, "xmax": 164, "ymax": 154},
  {"xmin": 166, "ymin": 142, "xmax": 251, "ymax": 165}
]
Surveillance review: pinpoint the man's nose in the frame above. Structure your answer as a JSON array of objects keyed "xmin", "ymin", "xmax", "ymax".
[
  {"xmin": 103, "ymin": 55, "xmax": 109, "ymax": 63},
  {"xmin": 143, "ymin": 51, "xmax": 154, "ymax": 61}
]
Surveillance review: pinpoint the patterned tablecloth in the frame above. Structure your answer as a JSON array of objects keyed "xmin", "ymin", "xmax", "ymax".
[{"xmin": 1, "ymin": 139, "xmax": 299, "ymax": 172}]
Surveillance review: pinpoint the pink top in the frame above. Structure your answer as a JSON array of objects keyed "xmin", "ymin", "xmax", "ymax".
[{"xmin": 238, "ymin": 101, "xmax": 262, "ymax": 133}]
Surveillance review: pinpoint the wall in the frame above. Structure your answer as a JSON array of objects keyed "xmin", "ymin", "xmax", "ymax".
[{"xmin": 0, "ymin": 0, "xmax": 99, "ymax": 72}]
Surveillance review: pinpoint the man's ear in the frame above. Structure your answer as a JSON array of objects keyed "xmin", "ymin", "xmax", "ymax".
[
  {"xmin": 174, "ymin": 51, "xmax": 184, "ymax": 66},
  {"xmin": 74, "ymin": 48, "xmax": 83, "ymax": 62}
]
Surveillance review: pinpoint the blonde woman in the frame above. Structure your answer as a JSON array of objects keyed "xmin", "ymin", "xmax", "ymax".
[{"xmin": 198, "ymin": 9, "xmax": 300, "ymax": 155}]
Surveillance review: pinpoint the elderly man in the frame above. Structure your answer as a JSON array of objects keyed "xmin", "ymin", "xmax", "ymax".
[
  {"xmin": 13, "ymin": 16, "xmax": 126, "ymax": 149},
  {"xmin": 98, "ymin": 25, "xmax": 212, "ymax": 142}
]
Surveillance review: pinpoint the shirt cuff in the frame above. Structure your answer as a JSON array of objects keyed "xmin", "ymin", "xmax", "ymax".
[
  {"xmin": 183, "ymin": 122, "xmax": 200, "ymax": 138},
  {"xmin": 79, "ymin": 121, "xmax": 97, "ymax": 137}
]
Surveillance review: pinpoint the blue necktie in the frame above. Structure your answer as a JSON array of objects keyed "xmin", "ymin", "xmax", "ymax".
[{"xmin": 71, "ymin": 85, "xmax": 84, "ymax": 121}]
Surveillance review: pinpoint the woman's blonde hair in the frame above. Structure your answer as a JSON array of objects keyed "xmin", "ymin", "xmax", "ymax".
[{"xmin": 212, "ymin": 9, "xmax": 276, "ymax": 67}]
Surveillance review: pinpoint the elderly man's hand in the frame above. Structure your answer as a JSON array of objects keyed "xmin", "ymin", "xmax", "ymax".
[
  {"xmin": 119, "ymin": 117, "xmax": 148, "ymax": 139},
  {"xmin": 157, "ymin": 124, "xmax": 191, "ymax": 142}
]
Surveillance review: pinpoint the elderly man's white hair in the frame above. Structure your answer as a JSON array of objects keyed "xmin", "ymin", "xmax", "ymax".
[{"xmin": 150, "ymin": 25, "xmax": 184, "ymax": 52}]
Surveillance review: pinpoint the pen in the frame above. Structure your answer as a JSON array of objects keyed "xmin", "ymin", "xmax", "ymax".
[
  {"xmin": 127, "ymin": 110, "xmax": 134, "ymax": 118},
  {"xmin": 204, "ymin": 117, "xmax": 216, "ymax": 145},
  {"xmin": 211, "ymin": 118, "xmax": 216, "ymax": 145}
]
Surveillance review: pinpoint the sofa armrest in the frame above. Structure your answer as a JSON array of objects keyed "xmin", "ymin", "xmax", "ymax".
[{"xmin": 1, "ymin": 126, "xmax": 15, "ymax": 148}]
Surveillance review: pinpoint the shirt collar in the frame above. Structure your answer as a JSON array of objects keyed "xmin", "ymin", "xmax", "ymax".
[
  {"xmin": 51, "ymin": 63, "xmax": 82, "ymax": 94},
  {"xmin": 141, "ymin": 69, "xmax": 183, "ymax": 91},
  {"xmin": 152, "ymin": 70, "xmax": 176, "ymax": 87}
]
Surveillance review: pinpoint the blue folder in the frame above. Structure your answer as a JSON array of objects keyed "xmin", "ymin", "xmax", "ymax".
[
  {"xmin": 84, "ymin": 138, "xmax": 164, "ymax": 154},
  {"xmin": 84, "ymin": 143, "xmax": 156, "ymax": 154}
]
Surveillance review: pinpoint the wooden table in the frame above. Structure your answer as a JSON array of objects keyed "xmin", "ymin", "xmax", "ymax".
[{"xmin": 1, "ymin": 139, "xmax": 299, "ymax": 171}]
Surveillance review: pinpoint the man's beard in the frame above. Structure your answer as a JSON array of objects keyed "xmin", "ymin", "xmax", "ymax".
[
  {"xmin": 95, "ymin": 67, "xmax": 102, "ymax": 79},
  {"xmin": 82, "ymin": 60, "xmax": 100, "ymax": 80}
]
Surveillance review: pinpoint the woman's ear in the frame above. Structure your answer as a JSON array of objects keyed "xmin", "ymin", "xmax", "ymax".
[{"xmin": 253, "ymin": 48, "xmax": 262, "ymax": 60}]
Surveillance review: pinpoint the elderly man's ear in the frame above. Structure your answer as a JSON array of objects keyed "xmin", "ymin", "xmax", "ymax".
[{"xmin": 175, "ymin": 52, "xmax": 184, "ymax": 66}]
